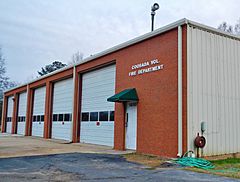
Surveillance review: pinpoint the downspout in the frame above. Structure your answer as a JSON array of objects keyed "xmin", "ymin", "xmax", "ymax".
[
  {"xmin": 25, "ymin": 84, "xmax": 29, "ymax": 135},
  {"xmin": 177, "ymin": 25, "xmax": 183, "ymax": 157}
]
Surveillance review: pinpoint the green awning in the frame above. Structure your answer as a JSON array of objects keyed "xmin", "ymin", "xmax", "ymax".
[{"xmin": 107, "ymin": 88, "xmax": 139, "ymax": 102}]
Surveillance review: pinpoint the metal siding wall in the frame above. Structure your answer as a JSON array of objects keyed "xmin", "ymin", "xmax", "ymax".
[{"xmin": 187, "ymin": 26, "xmax": 240, "ymax": 156}]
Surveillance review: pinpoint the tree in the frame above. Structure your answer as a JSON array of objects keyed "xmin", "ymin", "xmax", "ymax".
[
  {"xmin": 0, "ymin": 47, "xmax": 17, "ymax": 125},
  {"xmin": 38, "ymin": 61, "xmax": 67, "ymax": 76},
  {"xmin": 70, "ymin": 51, "xmax": 84, "ymax": 65},
  {"xmin": 0, "ymin": 48, "xmax": 17, "ymax": 101},
  {"xmin": 234, "ymin": 18, "xmax": 240, "ymax": 35},
  {"xmin": 218, "ymin": 18, "xmax": 240, "ymax": 35},
  {"xmin": 218, "ymin": 22, "xmax": 233, "ymax": 33}
]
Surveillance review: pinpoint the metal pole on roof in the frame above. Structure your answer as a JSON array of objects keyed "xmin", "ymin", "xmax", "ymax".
[{"xmin": 151, "ymin": 3, "xmax": 159, "ymax": 31}]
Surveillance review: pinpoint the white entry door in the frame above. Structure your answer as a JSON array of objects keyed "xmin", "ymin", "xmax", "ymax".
[{"xmin": 125, "ymin": 102, "xmax": 137, "ymax": 150}]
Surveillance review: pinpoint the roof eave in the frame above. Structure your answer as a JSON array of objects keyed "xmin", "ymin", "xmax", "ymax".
[{"xmin": 4, "ymin": 18, "xmax": 188, "ymax": 94}]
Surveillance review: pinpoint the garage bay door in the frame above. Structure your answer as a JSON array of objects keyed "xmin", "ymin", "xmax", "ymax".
[
  {"xmin": 17, "ymin": 92, "xmax": 27, "ymax": 135},
  {"xmin": 52, "ymin": 78, "xmax": 73, "ymax": 141},
  {"xmin": 32, "ymin": 86, "xmax": 46, "ymax": 137},
  {"xmin": 6, "ymin": 96, "xmax": 14, "ymax": 133},
  {"xmin": 80, "ymin": 65, "xmax": 116, "ymax": 146}
]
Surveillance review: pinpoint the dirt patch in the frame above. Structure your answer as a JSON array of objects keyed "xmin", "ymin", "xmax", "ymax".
[{"xmin": 123, "ymin": 153, "xmax": 167, "ymax": 168}]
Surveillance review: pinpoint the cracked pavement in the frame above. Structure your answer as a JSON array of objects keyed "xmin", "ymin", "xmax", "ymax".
[{"xmin": 0, "ymin": 153, "xmax": 239, "ymax": 182}]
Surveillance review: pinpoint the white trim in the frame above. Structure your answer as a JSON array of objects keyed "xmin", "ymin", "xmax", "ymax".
[
  {"xmin": 24, "ymin": 84, "xmax": 29, "ymax": 136},
  {"xmin": 4, "ymin": 18, "xmax": 188, "ymax": 93},
  {"xmin": 186, "ymin": 25, "xmax": 190, "ymax": 153},
  {"xmin": 5, "ymin": 18, "xmax": 240, "ymax": 94},
  {"xmin": 187, "ymin": 20, "xmax": 240, "ymax": 41},
  {"xmin": 177, "ymin": 26, "xmax": 183, "ymax": 157}
]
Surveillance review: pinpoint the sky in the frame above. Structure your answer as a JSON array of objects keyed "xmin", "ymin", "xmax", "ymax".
[{"xmin": 0, "ymin": 0, "xmax": 239, "ymax": 83}]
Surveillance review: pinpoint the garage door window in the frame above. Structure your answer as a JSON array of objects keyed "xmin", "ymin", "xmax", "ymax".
[
  {"xmin": 64, "ymin": 113, "xmax": 71, "ymax": 121},
  {"xmin": 81, "ymin": 112, "xmax": 89, "ymax": 121},
  {"xmin": 22, "ymin": 117, "xmax": 26, "ymax": 122},
  {"xmin": 53, "ymin": 114, "xmax": 58, "ymax": 121},
  {"xmin": 6, "ymin": 117, "xmax": 12, "ymax": 122},
  {"xmin": 109, "ymin": 111, "xmax": 114, "ymax": 121},
  {"xmin": 90, "ymin": 112, "xmax": 98, "ymax": 121},
  {"xmin": 99, "ymin": 111, "xmax": 108, "ymax": 121},
  {"xmin": 58, "ymin": 114, "xmax": 64, "ymax": 121}
]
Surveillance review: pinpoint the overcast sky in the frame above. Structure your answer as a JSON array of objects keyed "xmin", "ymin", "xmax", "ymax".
[{"xmin": 0, "ymin": 0, "xmax": 239, "ymax": 83}]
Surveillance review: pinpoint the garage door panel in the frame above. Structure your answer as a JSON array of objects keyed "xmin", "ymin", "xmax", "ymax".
[
  {"xmin": 83, "ymin": 67, "xmax": 115, "ymax": 79},
  {"xmin": 18, "ymin": 92, "xmax": 27, "ymax": 115},
  {"xmin": 6, "ymin": 122, "xmax": 12, "ymax": 133},
  {"xmin": 52, "ymin": 122, "xmax": 71, "ymax": 141},
  {"xmin": 32, "ymin": 122, "xmax": 44, "ymax": 137},
  {"xmin": 81, "ymin": 122, "xmax": 114, "ymax": 146},
  {"xmin": 17, "ymin": 123, "xmax": 25, "ymax": 135},
  {"xmin": 82, "ymin": 103, "xmax": 114, "ymax": 112},
  {"xmin": 17, "ymin": 92, "xmax": 27, "ymax": 135},
  {"xmin": 52, "ymin": 78, "xmax": 73, "ymax": 141},
  {"xmin": 82, "ymin": 80, "xmax": 115, "ymax": 89},
  {"xmin": 81, "ymin": 65, "xmax": 115, "ymax": 147},
  {"xmin": 6, "ymin": 96, "xmax": 14, "ymax": 133},
  {"xmin": 32, "ymin": 87, "xmax": 46, "ymax": 137}
]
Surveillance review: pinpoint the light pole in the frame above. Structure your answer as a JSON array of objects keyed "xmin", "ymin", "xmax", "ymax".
[{"xmin": 151, "ymin": 3, "xmax": 159, "ymax": 31}]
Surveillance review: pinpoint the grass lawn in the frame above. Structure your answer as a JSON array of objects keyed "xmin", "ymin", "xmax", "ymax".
[
  {"xmin": 186, "ymin": 157, "xmax": 240, "ymax": 179},
  {"xmin": 123, "ymin": 153, "xmax": 240, "ymax": 179}
]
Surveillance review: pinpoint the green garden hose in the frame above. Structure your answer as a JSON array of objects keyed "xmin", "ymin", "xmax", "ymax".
[
  {"xmin": 173, "ymin": 157, "xmax": 215, "ymax": 170},
  {"xmin": 172, "ymin": 150, "xmax": 215, "ymax": 170}
]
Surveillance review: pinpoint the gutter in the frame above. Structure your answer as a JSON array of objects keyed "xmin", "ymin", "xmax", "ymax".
[{"xmin": 4, "ymin": 18, "xmax": 188, "ymax": 94}]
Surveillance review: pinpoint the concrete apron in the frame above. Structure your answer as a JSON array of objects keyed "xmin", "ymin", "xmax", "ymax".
[{"xmin": 0, "ymin": 133, "xmax": 133, "ymax": 158}]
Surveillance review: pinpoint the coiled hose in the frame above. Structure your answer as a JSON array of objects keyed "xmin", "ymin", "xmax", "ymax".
[
  {"xmin": 173, "ymin": 151, "xmax": 215, "ymax": 170},
  {"xmin": 173, "ymin": 157, "xmax": 215, "ymax": 170}
]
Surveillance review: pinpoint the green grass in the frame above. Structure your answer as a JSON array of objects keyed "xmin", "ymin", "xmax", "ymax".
[
  {"xmin": 212, "ymin": 157, "xmax": 240, "ymax": 165},
  {"xmin": 188, "ymin": 157, "xmax": 240, "ymax": 179}
]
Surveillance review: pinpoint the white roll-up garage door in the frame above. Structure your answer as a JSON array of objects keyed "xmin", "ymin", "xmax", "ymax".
[
  {"xmin": 80, "ymin": 65, "xmax": 116, "ymax": 147},
  {"xmin": 52, "ymin": 78, "xmax": 73, "ymax": 141},
  {"xmin": 17, "ymin": 92, "xmax": 27, "ymax": 135},
  {"xmin": 6, "ymin": 96, "xmax": 14, "ymax": 133},
  {"xmin": 32, "ymin": 86, "xmax": 46, "ymax": 137}
]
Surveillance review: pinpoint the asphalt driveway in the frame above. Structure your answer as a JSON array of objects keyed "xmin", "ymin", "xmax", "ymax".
[{"xmin": 0, "ymin": 153, "xmax": 239, "ymax": 182}]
